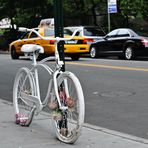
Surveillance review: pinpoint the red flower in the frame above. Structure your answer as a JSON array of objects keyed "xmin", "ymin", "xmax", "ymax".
[{"xmin": 66, "ymin": 97, "xmax": 75, "ymax": 108}]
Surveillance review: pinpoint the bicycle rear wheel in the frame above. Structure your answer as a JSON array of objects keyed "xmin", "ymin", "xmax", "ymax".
[
  {"xmin": 49, "ymin": 71, "xmax": 85, "ymax": 144},
  {"xmin": 13, "ymin": 67, "xmax": 36, "ymax": 126}
]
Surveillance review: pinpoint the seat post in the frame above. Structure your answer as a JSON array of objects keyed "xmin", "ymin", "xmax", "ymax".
[
  {"xmin": 32, "ymin": 52, "xmax": 41, "ymax": 100},
  {"xmin": 32, "ymin": 52, "xmax": 37, "ymax": 66}
]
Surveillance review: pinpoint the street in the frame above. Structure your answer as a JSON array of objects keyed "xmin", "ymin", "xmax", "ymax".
[{"xmin": 1, "ymin": 54, "xmax": 148, "ymax": 140}]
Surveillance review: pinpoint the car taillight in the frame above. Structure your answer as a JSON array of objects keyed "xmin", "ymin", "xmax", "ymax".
[
  {"xmin": 83, "ymin": 38, "xmax": 94, "ymax": 44},
  {"xmin": 50, "ymin": 40, "xmax": 55, "ymax": 44},
  {"xmin": 141, "ymin": 38, "xmax": 148, "ymax": 47}
]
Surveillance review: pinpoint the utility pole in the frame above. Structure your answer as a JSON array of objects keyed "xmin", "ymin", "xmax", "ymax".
[{"xmin": 54, "ymin": 0, "xmax": 65, "ymax": 71}]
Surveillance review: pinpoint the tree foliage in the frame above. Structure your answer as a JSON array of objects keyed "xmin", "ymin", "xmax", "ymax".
[
  {"xmin": 0, "ymin": 0, "xmax": 54, "ymax": 28},
  {"xmin": 0, "ymin": 0, "xmax": 148, "ymax": 30}
]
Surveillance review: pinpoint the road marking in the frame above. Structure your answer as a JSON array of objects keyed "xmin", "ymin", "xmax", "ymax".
[{"xmin": 66, "ymin": 62, "xmax": 148, "ymax": 72}]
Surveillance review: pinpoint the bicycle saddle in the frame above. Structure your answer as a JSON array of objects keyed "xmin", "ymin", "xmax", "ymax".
[{"xmin": 21, "ymin": 44, "xmax": 44, "ymax": 53}]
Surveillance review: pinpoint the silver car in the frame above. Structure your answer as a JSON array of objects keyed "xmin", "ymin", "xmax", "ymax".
[{"xmin": 64, "ymin": 26, "xmax": 105, "ymax": 41}]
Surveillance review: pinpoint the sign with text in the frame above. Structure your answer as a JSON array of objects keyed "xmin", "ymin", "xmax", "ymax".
[{"xmin": 108, "ymin": 0, "xmax": 117, "ymax": 13}]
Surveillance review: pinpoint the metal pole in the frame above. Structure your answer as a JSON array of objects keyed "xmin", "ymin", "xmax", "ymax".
[
  {"xmin": 54, "ymin": 0, "xmax": 65, "ymax": 71},
  {"xmin": 107, "ymin": 0, "xmax": 111, "ymax": 33},
  {"xmin": 108, "ymin": 12, "xmax": 111, "ymax": 33}
]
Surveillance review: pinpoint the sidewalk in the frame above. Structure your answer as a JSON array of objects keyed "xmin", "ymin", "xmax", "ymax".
[{"xmin": 1, "ymin": 99, "xmax": 148, "ymax": 148}]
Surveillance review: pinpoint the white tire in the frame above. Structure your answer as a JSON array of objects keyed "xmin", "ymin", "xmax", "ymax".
[
  {"xmin": 13, "ymin": 67, "xmax": 36, "ymax": 126},
  {"xmin": 49, "ymin": 71, "xmax": 85, "ymax": 143}
]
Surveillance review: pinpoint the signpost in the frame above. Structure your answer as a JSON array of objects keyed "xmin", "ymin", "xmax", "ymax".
[
  {"xmin": 54, "ymin": 0, "xmax": 65, "ymax": 71},
  {"xmin": 107, "ymin": 0, "xmax": 117, "ymax": 32}
]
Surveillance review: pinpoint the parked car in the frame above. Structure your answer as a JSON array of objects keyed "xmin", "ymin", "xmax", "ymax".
[
  {"xmin": 64, "ymin": 26, "xmax": 105, "ymax": 43},
  {"xmin": 89, "ymin": 28, "xmax": 148, "ymax": 60},
  {"xmin": 9, "ymin": 27, "xmax": 89, "ymax": 60}
]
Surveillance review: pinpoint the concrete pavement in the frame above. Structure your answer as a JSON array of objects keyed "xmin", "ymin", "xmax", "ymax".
[{"xmin": 1, "ymin": 99, "xmax": 148, "ymax": 148}]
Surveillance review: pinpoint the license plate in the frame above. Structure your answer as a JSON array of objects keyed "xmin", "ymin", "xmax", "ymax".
[{"xmin": 65, "ymin": 40, "xmax": 77, "ymax": 44}]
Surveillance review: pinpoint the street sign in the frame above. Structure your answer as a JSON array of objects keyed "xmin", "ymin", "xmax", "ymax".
[
  {"xmin": 108, "ymin": 0, "xmax": 117, "ymax": 13},
  {"xmin": 108, "ymin": 4, "xmax": 117, "ymax": 13}
]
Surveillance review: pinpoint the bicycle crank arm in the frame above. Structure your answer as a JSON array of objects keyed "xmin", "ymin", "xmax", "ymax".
[{"xmin": 25, "ymin": 105, "xmax": 36, "ymax": 126}]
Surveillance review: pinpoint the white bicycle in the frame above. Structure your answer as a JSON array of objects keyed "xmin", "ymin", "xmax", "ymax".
[{"xmin": 13, "ymin": 27, "xmax": 85, "ymax": 144}]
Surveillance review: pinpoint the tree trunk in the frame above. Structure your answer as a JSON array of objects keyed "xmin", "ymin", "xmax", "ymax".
[{"xmin": 91, "ymin": 0, "xmax": 97, "ymax": 26}]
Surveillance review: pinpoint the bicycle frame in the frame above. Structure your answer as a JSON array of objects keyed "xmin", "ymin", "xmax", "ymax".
[
  {"xmin": 14, "ymin": 27, "xmax": 85, "ymax": 143},
  {"xmin": 29, "ymin": 40, "xmax": 67, "ymax": 114},
  {"xmin": 18, "ymin": 27, "xmax": 81, "ymax": 114}
]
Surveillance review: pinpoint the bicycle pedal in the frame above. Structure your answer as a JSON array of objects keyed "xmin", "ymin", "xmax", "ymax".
[
  {"xmin": 15, "ymin": 113, "xmax": 28, "ymax": 125},
  {"xmin": 19, "ymin": 117, "xmax": 28, "ymax": 126}
]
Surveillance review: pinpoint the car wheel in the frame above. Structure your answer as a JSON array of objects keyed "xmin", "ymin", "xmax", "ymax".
[
  {"xmin": 11, "ymin": 47, "xmax": 19, "ymax": 59},
  {"xmin": 124, "ymin": 46, "xmax": 134, "ymax": 60},
  {"xmin": 90, "ymin": 46, "xmax": 99, "ymax": 58},
  {"xmin": 70, "ymin": 55, "xmax": 80, "ymax": 61}
]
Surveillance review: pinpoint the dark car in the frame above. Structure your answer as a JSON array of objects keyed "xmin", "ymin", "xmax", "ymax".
[{"xmin": 89, "ymin": 28, "xmax": 148, "ymax": 60}]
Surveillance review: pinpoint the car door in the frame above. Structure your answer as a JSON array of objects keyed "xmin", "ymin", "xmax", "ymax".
[
  {"xmin": 98, "ymin": 29, "xmax": 118, "ymax": 55},
  {"xmin": 112, "ymin": 29, "xmax": 130, "ymax": 54}
]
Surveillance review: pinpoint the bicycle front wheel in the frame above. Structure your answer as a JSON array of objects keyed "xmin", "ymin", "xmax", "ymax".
[
  {"xmin": 49, "ymin": 71, "xmax": 85, "ymax": 144},
  {"xmin": 13, "ymin": 67, "xmax": 36, "ymax": 126}
]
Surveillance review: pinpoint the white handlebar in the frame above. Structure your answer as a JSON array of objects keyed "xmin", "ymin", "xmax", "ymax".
[{"xmin": 18, "ymin": 27, "xmax": 81, "ymax": 41}]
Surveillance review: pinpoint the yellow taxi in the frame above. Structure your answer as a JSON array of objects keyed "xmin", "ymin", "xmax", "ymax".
[{"xmin": 9, "ymin": 27, "xmax": 89, "ymax": 60}]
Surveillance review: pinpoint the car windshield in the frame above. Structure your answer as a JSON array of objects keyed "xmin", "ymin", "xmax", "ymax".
[
  {"xmin": 64, "ymin": 29, "xmax": 73, "ymax": 35},
  {"xmin": 44, "ymin": 28, "xmax": 73, "ymax": 37},
  {"xmin": 83, "ymin": 27, "xmax": 105, "ymax": 36},
  {"xmin": 107, "ymin": 29, "xmax": 118, "ymax": 37},
  {"xmin": 20, "ymin": 32, "xmax": 29, "ymax": 39},
  {"xmin": 107, "ymin": 29, "xmax": 139, "ymax": 38}
]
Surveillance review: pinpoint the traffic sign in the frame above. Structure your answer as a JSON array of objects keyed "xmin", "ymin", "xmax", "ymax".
[
  {"xmin": 108, "ymin": 4, "xmax": 117, "ymax": 13},
  {"xmin": 108, "ymin": 0, "xmax": 117, "ymax": 13}
]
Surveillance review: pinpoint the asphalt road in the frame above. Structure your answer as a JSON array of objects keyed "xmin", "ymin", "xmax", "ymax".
[{"xmin": 1, "ymin": 54, "xmax": 148, "ymax": 140}]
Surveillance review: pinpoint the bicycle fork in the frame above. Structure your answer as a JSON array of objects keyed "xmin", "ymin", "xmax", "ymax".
[{"xmin": 53, "ymin": 70, "xmax": 68, "ymax": 111}]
